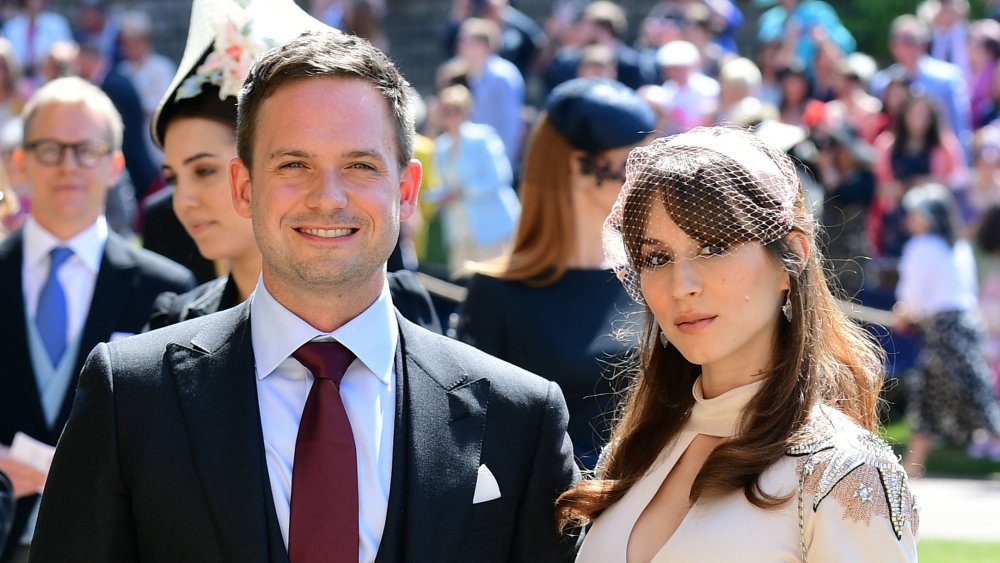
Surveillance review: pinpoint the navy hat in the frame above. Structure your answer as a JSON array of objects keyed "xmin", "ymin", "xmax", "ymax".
[{"xmin": 544, "ymin": 78, "xmax": 655, "ymax": 153}]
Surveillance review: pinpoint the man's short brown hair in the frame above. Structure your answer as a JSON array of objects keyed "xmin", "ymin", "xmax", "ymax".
[{"xmin": 236, "ymin": 31, "xmax": 415, "ymax": 171}]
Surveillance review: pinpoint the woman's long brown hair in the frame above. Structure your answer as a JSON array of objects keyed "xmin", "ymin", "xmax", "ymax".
[
  {"xmin": 466, "ymin": 114, "xmax": 578, "ymax": 286},
  {"xmin": 555, "ymin": 148, "xmax": 886, "ymax": 529}
]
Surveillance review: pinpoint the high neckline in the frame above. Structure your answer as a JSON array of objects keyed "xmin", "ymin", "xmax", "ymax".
[{"xmin": 686, "ymin": 377, "xmax": 766, "ymax": 438}]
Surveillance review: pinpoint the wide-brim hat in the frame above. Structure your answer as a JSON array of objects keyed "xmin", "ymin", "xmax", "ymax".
[{"xmin": 151, "ymin": 0, "xmax": 332, "ymax": 148}]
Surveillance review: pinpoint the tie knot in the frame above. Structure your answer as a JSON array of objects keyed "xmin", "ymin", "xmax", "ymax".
[
  {"xmin": 293, "ymin": 341, "xmax": 355, "ymax": 384},
  {"xmin": 49, "ymin": 246, "xmax": 73, "ymax": 269}
]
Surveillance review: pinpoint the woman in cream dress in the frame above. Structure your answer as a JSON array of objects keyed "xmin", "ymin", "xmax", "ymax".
[{"xmin": 557, "ymin": 126, "xmax": 918, "ymax": 562}]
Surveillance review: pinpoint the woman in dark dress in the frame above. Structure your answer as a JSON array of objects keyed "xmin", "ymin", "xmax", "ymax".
[
  {"xmin": 456, "ymin": 78, "xmax": 655, "ymax": 468},
  {"xmin": 145, "ymin": 1, "xmax": 439, "ymax": 333}
]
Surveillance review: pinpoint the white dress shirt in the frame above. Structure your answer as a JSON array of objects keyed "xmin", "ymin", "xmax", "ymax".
[
  {"xmin": 22, "ymin": 216, "xmax": 107, "ymax": 349},
  {"xmin": 250, "ymin": 276, "xmax": 396, "ymax": 563}
]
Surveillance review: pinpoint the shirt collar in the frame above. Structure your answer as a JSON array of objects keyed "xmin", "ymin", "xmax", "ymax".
[
  {"xmin": 249, "ymin": 275, "xmax": 397, "ymax": 385},
  {"xmin": 23, "ymin": 215, "xmax": 108, "ymax": 273}
]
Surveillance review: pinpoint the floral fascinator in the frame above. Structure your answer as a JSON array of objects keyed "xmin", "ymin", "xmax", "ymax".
[{"xmin": 150, "ymin": 0, "xmax": 332, "ymax": 147}]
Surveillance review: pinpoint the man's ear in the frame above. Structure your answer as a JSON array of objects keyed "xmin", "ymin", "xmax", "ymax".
[
  {"xmin": 12, "ymin": 147, "xmax": 24, "ymax": 175},
  {"xmin": 229, "ymin": 157, "xmax": 252, "ymax": 219},
  {"xmin": 398, "ymin": 159, "xmax": 422, "ymax": 222},
  {"xmin": 109, "ymin": 150, "xmax": 125, "ymax": 184}
]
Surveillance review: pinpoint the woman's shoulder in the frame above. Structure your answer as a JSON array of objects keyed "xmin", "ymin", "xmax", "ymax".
[
  {"xmin": 787, "ymin": 405, "xmax": 919, "ymax": 544},
  {"xmin": 147, "ymin": 276, "xmax": 230, "ymax": 331}
]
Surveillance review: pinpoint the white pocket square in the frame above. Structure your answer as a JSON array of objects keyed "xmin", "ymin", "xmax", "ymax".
[{"xmin": 473, "ymin": 464, "xmax": 501, "ymax": 504}]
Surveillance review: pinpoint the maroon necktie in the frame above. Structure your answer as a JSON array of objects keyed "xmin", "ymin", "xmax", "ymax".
[{"xmin": 289, "ymin": 341, "xmax": 358, "ymax": 563}]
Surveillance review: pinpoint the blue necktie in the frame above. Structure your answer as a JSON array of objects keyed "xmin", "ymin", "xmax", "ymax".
[{"xmin": 36, "ymin": 246, "xmax": 73, "ymax": 366}]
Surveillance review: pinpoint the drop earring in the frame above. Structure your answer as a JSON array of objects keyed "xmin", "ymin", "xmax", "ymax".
[
  {"xmin": 659, "ymin": 331, "xmax": 669, "ymax": 348},
  {"xmin": 782, "ymin": 291, "xmax": 793, "ymax": 322}
]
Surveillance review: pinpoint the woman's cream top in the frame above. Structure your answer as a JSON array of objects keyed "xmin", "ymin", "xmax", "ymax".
[{"xmin": 576, "ymin": 378, "xmax": 918, "ymax": 562}]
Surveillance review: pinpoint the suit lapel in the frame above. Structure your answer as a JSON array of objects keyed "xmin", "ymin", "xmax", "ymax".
[
  {"xmin": 392, "ymin": 314, "xmax": 490, "ymax": 561},
  {"xmin": 170, "ymin": 302, "xmax": 284, "ymax": 563},
  {"xmin": 0, "ymin": 230, "xmax": 49, "ymax": 442}
]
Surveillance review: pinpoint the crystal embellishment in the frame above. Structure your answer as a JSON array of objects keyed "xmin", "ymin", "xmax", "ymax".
[{"xmin": 788, "ymin": 406, "xmax": 917, "ymax": 540}]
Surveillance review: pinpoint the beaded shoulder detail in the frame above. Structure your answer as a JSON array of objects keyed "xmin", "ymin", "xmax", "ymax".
[{"xmin": 786, "ymin": 406, "xmax": 919, "ymax": 540}]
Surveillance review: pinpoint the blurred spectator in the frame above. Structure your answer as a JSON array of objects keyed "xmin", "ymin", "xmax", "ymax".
[
  {"xmin": 0, "ymin": 117, "xmax": 27, "ymax": 232},
  {"xmin": 71, "ymin": 0, "xmax": 120, "ymax": 65},
  {"xmin": 443, "ymin": 0, "xmax": 546, "ymax": 80},
  {"xmin": 776, "ymin": 62, "xmax": 812, "ymax": 127},
  {"xmin": 117, "ymin": 11, "xmax": 175, "ymax": 168},
  {"xmin": 636, "ymin": 83, "xmax": 670, "ymax": 136},
  {"xmin": 0, "ymin": 160, "xmax": 18, "ymax": 237},
  {"xmin": 893, "ymin": 183, "xmax": 1000, "ymax": 475},
  {"xmin": 753, "ymin": 39, "xmax": 784, "ymax": 107},
  {"xmin": 309, "ymin": 0, "xmax": 347, "ymax": 28},
  {"xmin": 714, "ymin": 56, "xmax": 762, "ymax": 124},
  {"xmin": 342, "ymin": 0, "xmax": 387, "ymax": 53},
  {"xmin": 872, "ymin": 92, "xmax": 966, "ymax": 257},
  {"xmin": 975, "ymin": 203, "xmax": 1000, "ymax": 398},
  {"xmin": 811, "ymin": 122, "xmax": 876, "ymax": 298},
  {"xmin": 37, "ymin": 40, "xmax": 77, "ymax": 83},
  {"xmin": 456, "ymin": 17, "xmax": 525, "ymax": 166},
  {"xmin": 756, "ymin": 0, "xmax": 855, "ymax": 70},
  {"xmin": 968, "ymin": 123, "xmax": 1000, "ymax": 216},
  {"xmin": 456, "ymin": 78, "xmax": 654, "ymax": 469},
  {"xmin": 576, "ymin": 43, "xmax": 616, "ymax": 80},
  {"xmin": 967, "ymin": 19, "xmax": 1000, "ymax": 129},
  {"xmin": 76, "ymin": 40, "xmax": 159, "ymax": 205},
  {"xmin": 656, "ymin": 39, "xmax": 718, "ymax": 134},
  {"xmin": 825, "ymin": 58, "xmax": 883, "ymax": 144},
  {"xmin": 0, "ymin": 76, "xmax": 194, "ymax": 561},
  {"xmin": 678, "ymin": 2, "xmax": 725, "ymax": 78},
  {"xmin": 430, "ymin": 84, "xmax": 519, "ymax": 274},
  {"xmin": 919, "ymin": 0, "xmax": 970, "ymax": 78},
  {"xmin": 0, "ymin": 38, "xmax": 25, "ymax": 129},
  {"xmin": 871, "ymin": 15, "xmax": 972, "ymax": 154},
  {"xmin": 544, "ymin": 1, "xmax": 656, "ymax": 94},
  {"xmin": 0, "ymin": 0, "xmax": 71, "ymax": 85}
]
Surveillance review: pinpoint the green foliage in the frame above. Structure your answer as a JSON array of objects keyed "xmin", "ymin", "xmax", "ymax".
[
  {"xmin": 832, "ymin": 0, "xmax": 991, "ymax": 67},
  {"xmin": 919, "ymin": 539, "xmax": 1000, "ymax": 563},
  {"xmin": 835, "ymin": 0, "xmax": 921, "ymax": 66},
  {"xmin": 882, "ymin": 420, "xmax": 1000, "ymax": 478}
]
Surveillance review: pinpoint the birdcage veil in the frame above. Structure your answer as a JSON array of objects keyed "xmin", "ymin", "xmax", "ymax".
[{"xmin": 604, "ymin": 126, "xmax": 801, "ymax": 303}]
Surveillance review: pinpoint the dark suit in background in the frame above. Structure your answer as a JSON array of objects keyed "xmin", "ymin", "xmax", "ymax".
[{"xmin": 0, "ymin": 229, "xmax": 194, "ymax": 560}]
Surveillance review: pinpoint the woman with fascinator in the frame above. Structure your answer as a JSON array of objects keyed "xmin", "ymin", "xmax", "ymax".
[
  {"xmin": 456, "ymin": 77, "xmax": 655, "ymax": 469},
  {"xmin": 145, "ymin": 0, "xmax": 439, "ymax": 333},
  {"xmin": 557, "ymin": 126, "xmax": 918, "ymax": 561}
]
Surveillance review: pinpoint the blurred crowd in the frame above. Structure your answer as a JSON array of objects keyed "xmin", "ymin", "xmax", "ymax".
[{"xmin": 1, "ymin": 0, "xmax": 1000, "ymax": 482}]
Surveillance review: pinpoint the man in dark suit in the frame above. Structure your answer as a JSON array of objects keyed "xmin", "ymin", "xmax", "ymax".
[
  {"xmin": 0, "ymin": 76, "xmax": 195, "ymax": 562},
  {"xmin": 0, "ymin": 470, "xmax": 11, "ymax": 554},
  {"xmin": 31, "ymin": 31, "xmax": 578, "ymax": 563}
]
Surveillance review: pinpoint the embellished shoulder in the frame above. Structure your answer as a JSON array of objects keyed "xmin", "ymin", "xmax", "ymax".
[{"xmin": 786, "ymin": 406, "xmax": 919, "ymax": 541}]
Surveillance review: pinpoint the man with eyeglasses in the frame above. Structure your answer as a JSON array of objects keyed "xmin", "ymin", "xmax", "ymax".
[{"xmin": 0, "ymin": 76, "xmax": 194, "ymax": 563}]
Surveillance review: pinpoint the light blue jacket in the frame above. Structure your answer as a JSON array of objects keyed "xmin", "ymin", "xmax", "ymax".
[{"xmin": 434, "ymin": 122, "xmax": 520, "ymax": 247}]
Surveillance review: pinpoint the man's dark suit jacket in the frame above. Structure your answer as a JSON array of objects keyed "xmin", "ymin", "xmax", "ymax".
[
  {"xmin": 0, "ymin": 471, "xmax": 11, "ymax": 554},
  {"xmin": 29, "ymin": 302, "xmax": 580, "ymax": 562},
  {"xmin": 100, "ymin": 66, "xmax": 160, "ymax": 200},
  {"xmin": 0, "ymin": 228, "xmax": 195, "ymax": 560},
  {"xmin": 145, "ymin": 270, "xmax": 443, "ymax": 335}
]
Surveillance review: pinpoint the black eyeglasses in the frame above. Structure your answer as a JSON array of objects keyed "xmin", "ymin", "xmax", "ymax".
[{"xmin": 24, "ymin": 139, "xmax": 111, "ymax": 168}]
